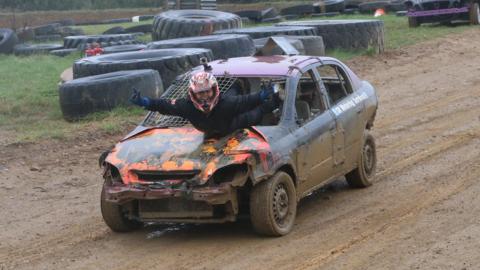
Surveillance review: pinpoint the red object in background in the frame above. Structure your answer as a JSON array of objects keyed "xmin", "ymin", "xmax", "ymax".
[{"xmin": 85, "ymin": 46, "xmax": 104, "ymax": 57}]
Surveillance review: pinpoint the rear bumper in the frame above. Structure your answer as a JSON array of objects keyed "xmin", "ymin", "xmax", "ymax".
[{"xmin": 407, "ymin": 7, "xmax": 469, "ymax": 17}]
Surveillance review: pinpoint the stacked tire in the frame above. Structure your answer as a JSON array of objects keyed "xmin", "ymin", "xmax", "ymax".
[
  {"xmin": 64, "ymin": 34, "xmax": 139, "ymax": 49},
  {"xmin": 213, "ymin": 25, "xmax": 317, "ymax": 39},
  {"xmin": 146, "ymin": 34, "xmax": 255, "ymax": 60},
  {"xmin": 152, "ymin": 10, "xmax": 242, "ymax": 40},
  {"xmin": 59, "ymin": 70, "xmax": 163, "ymax": 121},
  {"xmin": 0, "ymin": 28, "xmax": 18, "ymax": 54},
  {"xmin": 277, "ymin": 20, "xmax": 385, "ymax": 52},
  {"xmin": 73, "ymin": 48, "xmax": 213, "ymax": 88}
]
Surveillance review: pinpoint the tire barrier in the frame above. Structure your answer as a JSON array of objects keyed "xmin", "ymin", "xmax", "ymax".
[
  {"xmin": 103, "ymin": 44, "xmax": 147, "ymax": 54},
  {"xmin": 146, "ymin": 34, "xmax": 255, "ymax": 60},
  {"xmin": 63, "ymin": 34, "xmax": 138, "ymax": 49},
  {"xmin": 213, "ymin": 25, "xmax": 317, "ymax": 39},
  {"xmin": 72, "ymin": 48, "xmax": 213, "ymax": 88},
  {"xmin": 152, "ymin": 10, "xmax": 242, "ymax": 40},
  {"xmin": 277, "ymin": 20, "xmax": 385, "ymax": 52},
  {"xmin": 59, "ymin": 69, "xmax": 163, "ymax": 121}
]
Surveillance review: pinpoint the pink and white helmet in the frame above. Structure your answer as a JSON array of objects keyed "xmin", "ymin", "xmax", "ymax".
[{"xmin": 188, "ymin": 71, "xmax": 220, "ymax": 113}]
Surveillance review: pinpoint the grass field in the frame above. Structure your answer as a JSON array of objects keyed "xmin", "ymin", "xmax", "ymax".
[{"xmin": 0, "ymin": 14, "xmax": 472, "ymax": 142}]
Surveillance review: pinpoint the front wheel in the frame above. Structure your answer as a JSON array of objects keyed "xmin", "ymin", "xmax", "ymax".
[
  {"xmin": 250, "ymin": 171, "xmax": 297, "ymax": 236},
  {"xmin": 345, "ymin": 131, "xmax": 377, "ymax": 188},
  {"xmin": 469, "ymin": 3, "xmax": 480, "ymax": 25},
  {"xmin": 100, "ymin": 180, "xmax": 142, "ymax": 232}
]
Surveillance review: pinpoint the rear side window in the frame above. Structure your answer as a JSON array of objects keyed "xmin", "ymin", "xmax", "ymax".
[{"xmin": 317, "ymin": 64, "xmax": 353, "ymax": 105}]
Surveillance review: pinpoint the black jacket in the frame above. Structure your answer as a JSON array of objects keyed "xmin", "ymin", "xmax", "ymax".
[{"xmin": 146, "ymin": 92, "xmax": 268, "ymax": 137}]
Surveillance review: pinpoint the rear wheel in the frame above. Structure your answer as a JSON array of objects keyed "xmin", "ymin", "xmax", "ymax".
[
  {"xmin": 100, "ymin": 179, "xmax": 142, "ymax": 232},
  {"xmin": 408, "ymin": 16, "xmax": 419, "ymax": 27},
  {"xmin": 345, "ymin": 131, "xmax": 376, "ymax": 188},
  {"xmin": 469, "ymin": 2, "xmax": 480, "ymax": 25},
  {"xmin": 250, "ymin": 171, "xmax": 297, "ymax": 236}
]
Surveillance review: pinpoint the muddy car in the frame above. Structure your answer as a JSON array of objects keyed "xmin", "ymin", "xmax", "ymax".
[
  {"xmin": 405, "ymin": 0, "xmax": 480, "ymax": 27},
  {"xmin": 100, "ymin": 55, "xmax": 378, "ymax": 236}
]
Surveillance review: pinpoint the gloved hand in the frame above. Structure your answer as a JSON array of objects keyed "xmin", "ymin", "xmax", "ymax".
[
  {"xmin": 259, "ymin": 81, "xmax": 274, "ymax": 101},
  {"xmin": 129, "ymin": 88, "xmax": 150, "ymax": 107}
]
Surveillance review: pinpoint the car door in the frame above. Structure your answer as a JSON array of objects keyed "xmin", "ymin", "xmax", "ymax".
[
  {"xmin": 317, "ymin": 62, "xmax": 366, "ymax": 174},
  {"xmin": 291, "ymin": 68, "xmax": 336, "ymax": 196}
]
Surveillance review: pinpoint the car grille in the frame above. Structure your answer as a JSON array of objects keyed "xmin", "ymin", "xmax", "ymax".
[{"xmin": 133, "ymin": 170, "xmax": 200, "ymax": 182}]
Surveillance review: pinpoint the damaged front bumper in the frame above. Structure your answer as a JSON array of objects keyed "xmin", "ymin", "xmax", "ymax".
[{"xmin": 103, "ymin": 182, "xmax": 240, "ymax": 223}]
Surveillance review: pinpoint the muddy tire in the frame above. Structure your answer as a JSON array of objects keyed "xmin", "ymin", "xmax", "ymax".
[
  {"xmin": 0, "ymin": 28, "xmax": 18, "ymax": 54},
  {"xmin": 469, "ymin": 3, "xmax": 480, "ymax": 25},
  {"xmin": 408, "ymin": 16, "xmax": 419, "ymax": 27},
  {"xmin": 101, "ymin": 180, "xmax": 142, "ymax": 232},
  {"xmin": 146, "ymin": 34, "xmax": 255, "ymax": 60},
  {"xmin": 277, "ymin": 20, "xmax": 384, "ymax": 52},
  {"xmin": 152, "ymin": 10, "xmax": 242, "ymax": 40},
  {"xmin": 250, "ymin": 171, "xmax": 297, "ymax": 236},
  {"xmin": 345, "ymin": 131, "xmax": 376, "ymax": 188},
  {"xmin": 214, "ymin": 25, "xmax": 317, "ymax": 39},
  {"xmin": 73, "ymin": 48, "xmax": 212, "ymax": 88},
  {"xmin": 59, "ymin": 69, "xmax": 163, "ymax": 121}
]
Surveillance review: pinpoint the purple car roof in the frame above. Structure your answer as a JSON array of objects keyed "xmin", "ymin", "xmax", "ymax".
[{"xmin": 209, "ymin": 55, "xmax": 338, "ymax": 77}]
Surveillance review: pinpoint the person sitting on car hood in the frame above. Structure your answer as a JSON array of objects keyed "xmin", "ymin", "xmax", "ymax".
[{"xmin": 130, "ymin": 71, "xmax": 279, "ymax": 138}]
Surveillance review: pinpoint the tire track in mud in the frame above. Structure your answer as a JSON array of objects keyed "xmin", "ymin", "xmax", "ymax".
[{"xmin": 295, "ymin": 154, "xmax": 480, "ymax": 270}]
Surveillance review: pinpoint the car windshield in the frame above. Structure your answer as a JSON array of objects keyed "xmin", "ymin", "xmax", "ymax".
[{"xmin": 142, "ymin": 73, "xmax": 286, "ymax": 128}]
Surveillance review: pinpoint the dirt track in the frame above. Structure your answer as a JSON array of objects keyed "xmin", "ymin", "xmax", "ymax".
[{"xmin": 1, "ymin": 28, "xmax": 480, "ymax": 270}]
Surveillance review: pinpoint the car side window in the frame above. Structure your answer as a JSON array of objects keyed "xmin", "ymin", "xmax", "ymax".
[
  {"xmin": 317, "ymin": 64, "xmax": 353, "ymax": 106},
  {"xmin": 295, "ymin": 70, "xmax": 326, "ymax": 125}
]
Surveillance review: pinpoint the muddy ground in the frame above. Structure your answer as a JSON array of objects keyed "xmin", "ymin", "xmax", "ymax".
[{"xmin": 1, "ymin": 28, "xmax": 480, "ymax": 270}]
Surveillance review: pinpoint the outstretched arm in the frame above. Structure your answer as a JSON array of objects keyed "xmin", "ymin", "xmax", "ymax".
[
  {"xmin": 226, "ymin": 83, "xmax": 275, "ymax": 114},
  {"xmin": 129, "ymin": 89, "xmax": 183, "ymax": 117}
]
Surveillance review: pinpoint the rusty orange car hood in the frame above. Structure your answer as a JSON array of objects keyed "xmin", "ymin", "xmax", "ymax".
[{"xmin": 105, "ymin": 126, "xmax": 271, "ymax": 184}]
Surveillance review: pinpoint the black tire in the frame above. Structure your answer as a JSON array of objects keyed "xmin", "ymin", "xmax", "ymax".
[
  {"xmin": 345, "ymin": 131, "xmax": 376, "ymax": 188},
  {"xmin": 280, "ymin": 4, "xmax": 316, "ymax": 16},
  {"xmin": 73, "ymin": 48, "xmax": 213, "ymax": 88},
  {"xmin": 103, "ymin": 26, "xmax": 126, "ymax": 35},
  {"xmin": 214, "ymin": 25, "xmax": 317, "ymax": 39},
  {"xmin": 101, "ymin": 179, "xmax": 143, "ymax": 232},
  {"xmin": 59, "ymin": 69, "xmax": 163, "ymax": 121},
  {"xmin": 146, "ymin": 34, "xmax": 255, "ymax": 60},
  {"xmin": 387, "ymin": 0, "xmax": 406, "ymax": 12},
  {"xmin": 13, "ymin": 43, "xmax": 63, "ymax": 56},
  {"xmin": 34, "ymin": 34, "xmax": 62, "ymax": 42},
  {"xmin": 358, "ymin": 1, "xmax": 390, "ymax": 13},
  {"xmin": 314, "ymin": 0, "xmax": 346, "ymax": 13},
  {"xmin": 49, "ymin": 19, "xmax": 75, "ymax": 26},
  {"xmin": 408, "ymin": 16, "xmax": 419, "ymax": 27},
  {"xmin": 261, "ymin": 16, "xmax": 285, "ymax": 23},
  {"xmin": 0, "ymin": 28, "xmax": 18, "ymax": 54},
  {"xmin": 250, "ymin": 171, "xmax": 297, "ymax": 236},
  {"xmin": 469, "ymin": 2, "xmax": 480, "ymax": 25},
  {"xmin": 343, "ymin": 8, "xmax": 359, "ymax": 14},
  {"xmin": 58, "ymin": 26, "xmax": 85, "ymax": 37},
  {"xmin": 63, "ymin": 34, "xmax": 137, "ymax": 49},
  {"xmin": 277, "ymin": 20, "xmax": 385, "ymax": 52},
  {"xmin": 396, "ymin": 10, "xmax": 408, "ymax": 16},
  {"xmin": 32, "ymin": 23, "xmax": 61, "ymax": 36},
  {"xmin": 235, "ymin": 10, "xmax": 264, "ymax": 22},
  {"xmin": 103, "ymin": 44, "xmax": 147, "ymax": 54},
  {"xmin": 284, "ymin": 14, "xmax": 300, "ymax": 20},
  {"xmin": 50, "ymin": 48, "xmax": 79, "ymax": 57},
  {"xmin": 152, "ymin": 10, "xmax": 242, "ymax": 40},
  {"xmin": 124, "ymin": 24, "xmax": 153, "ymax": 33}
]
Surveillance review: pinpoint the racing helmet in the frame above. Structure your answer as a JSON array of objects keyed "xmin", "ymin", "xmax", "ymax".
[{"xmin": 188, "ymin": 71, "xmax": 220, "ymax": 113}]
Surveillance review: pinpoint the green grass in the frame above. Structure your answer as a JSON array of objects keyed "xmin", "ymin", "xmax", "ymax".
[
  {"xmin": 0, "ymin": 13, "xmax": 473, "ymax": 142},
  {"xmin": 0, "ymin": 54, "xmax": 145, "ymax": 142}
]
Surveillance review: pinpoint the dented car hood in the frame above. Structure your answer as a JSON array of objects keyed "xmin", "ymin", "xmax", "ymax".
[{"xmin": 105, "ymin": 126, "xmax": 272, "ymax": 185}]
